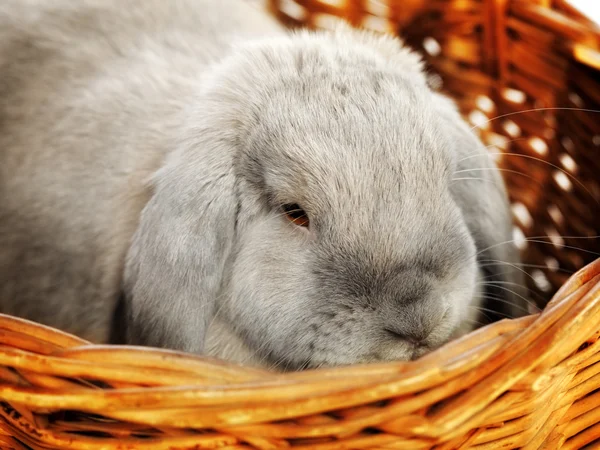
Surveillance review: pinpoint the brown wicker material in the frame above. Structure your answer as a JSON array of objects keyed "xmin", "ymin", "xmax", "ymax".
[
  {"xmin": 1, "ymin": 1, "xmax": 599, "ymax": 449},
  {"xmin": 0, "ymin": 259, "xmax": 598, "ymax": 449}
]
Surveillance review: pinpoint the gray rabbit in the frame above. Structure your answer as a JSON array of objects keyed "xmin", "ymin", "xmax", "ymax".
[{"xmin": 0, "ymin": 0, "xmax": 527, "ymax": 370}]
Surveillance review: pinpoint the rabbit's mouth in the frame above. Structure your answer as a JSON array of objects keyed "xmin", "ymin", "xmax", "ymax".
[{"xmin": 410, "ymin": 343, "xmax": 435, "ymax": 361}]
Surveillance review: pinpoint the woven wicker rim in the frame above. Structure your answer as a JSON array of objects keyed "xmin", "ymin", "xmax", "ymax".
[{"xmin": 0, "ymin": 258, "xmax": 598, "ymax": 449}]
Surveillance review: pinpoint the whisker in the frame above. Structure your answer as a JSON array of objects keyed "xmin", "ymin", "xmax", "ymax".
[
  {"xmin": 478, "ymin": 290, "xmax": 533, "ymax": 308},
  {"xmin": 462, "ymin": 318, "xmax": 486, "ymax": 327},
  {"xmin": 478, "ymin": 260, "xmax": 575, "ymax": 276},
  {"xmin": 478, "ymin": 279, "xmax": 542, "ymax": 301},
  {"xmin": 453, "ymin": 167, "xmax": 544, "ymax": 187},
  {"xmin": 477, "ymin": 279, "xmax": 523, "ymax": 286},
  {"xmin": 475, "ymin": 235, "xmax": 600, "ymax": 258},
  {"xmin": 477, "ymin": 258, "xmax": 537, "ymax": 284},
  {"xmin": 468, "ymin": 305, "xmax": 514, "ymax": 319},
  {"xmin": 457, "ymin": 152, "xmax": 599, "ymax": 205},
  {"xmin": 469, "ymin": 107, "xmax": 600, "ymax": 132},
  {"xmin": 513, "ymin": 240, "xmax": 600, "ymax": 257},
  {"xmin": 481, "ymin": 286, "xmax": 532, "ymax": 305},
  {"xmin": 478, "ymin": 295, "xmax": 531, "ymax": 311},
  {"xmin": 454, "ymin": 167, "xmax": 506, "ymax": 174},
  {"xmin": 478, "ymin": 289, "xmax": 535, "ymax": 312},
  {"xmin": 458, "ymin": 138, "xmax": 528, "ymax": 161},
  {"xmin": 451, "ymin": 177, "xmax": 497, "ymax": 183},
  {"xmin": 476, "ymin": 268, "xmax": 550, "ymax": 302},
  {"xmin": 454, "ymin": 167, "xmax": 544, "ymax": 187},
  {"xmin": 468, "ymin": 308, "xmax": 494, "ymax": 323}
]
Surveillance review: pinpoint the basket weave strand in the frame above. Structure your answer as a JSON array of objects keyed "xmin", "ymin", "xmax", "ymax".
[{"xmin": 0, "ymin": 258, "xmax": 598, "ymax": 448}]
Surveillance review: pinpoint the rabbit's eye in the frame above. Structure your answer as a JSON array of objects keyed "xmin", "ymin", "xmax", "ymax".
[{"xmin": 282, "ymin": 203, "xmax": 309, "ymax": 228}]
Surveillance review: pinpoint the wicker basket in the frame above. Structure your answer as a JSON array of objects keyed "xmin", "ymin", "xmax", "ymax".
[{"xmin": 1, "ymin": 1, "xmax": 599, "ymax": 448}]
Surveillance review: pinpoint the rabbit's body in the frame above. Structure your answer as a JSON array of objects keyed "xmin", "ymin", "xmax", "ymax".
[
  {"xmin": 0, "ymin": 0, "xmax": 526, "ymax": 370},
  {"xmin": 0, "ymin": 0, "xmax": 280, "ymax": 344}
]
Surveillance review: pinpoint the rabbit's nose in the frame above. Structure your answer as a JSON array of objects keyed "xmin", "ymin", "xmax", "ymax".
[
  {"xmin": 384, "ymin": 325, "xmax": 432, "ymax": 345},
  {"xmin": 381, "ymin": 300, "xmax": 446, "ymax": 345}
]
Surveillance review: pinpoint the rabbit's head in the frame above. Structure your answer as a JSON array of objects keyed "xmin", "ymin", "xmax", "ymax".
[{"xmin": 122, "ymin": 26, "xmax": 527, "ymax": 370}]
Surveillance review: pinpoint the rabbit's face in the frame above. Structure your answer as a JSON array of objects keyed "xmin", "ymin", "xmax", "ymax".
[
  {"xmin": 220, "ymin": 48, "xmax": 479, "ymax": 370},
  {"xmin": 125, "ymin": 28, "xmax": 522, "ymax": 369}
]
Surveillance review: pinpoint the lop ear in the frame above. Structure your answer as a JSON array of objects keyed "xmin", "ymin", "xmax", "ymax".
[
  {"xmin": 476, "ymin": 232, "xmax": 529, "ymax": 322},
  {"xmin": 118, "ymin": 120, "xmax": 238, "ymax": 354},
  {"xmin": 434, "ymin": 93, "xmax": 530, "ymax": 322},
  {"xmin": 458, "ymin": 170, "xmax": 529, "ymax": 322}
]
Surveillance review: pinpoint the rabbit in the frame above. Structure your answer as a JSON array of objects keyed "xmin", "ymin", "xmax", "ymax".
[{"xmin": 0, "ymin": 0, "xmax": 528, "ymax": 370}]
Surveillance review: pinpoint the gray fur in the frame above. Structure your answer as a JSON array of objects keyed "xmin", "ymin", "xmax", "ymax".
[{"xmin": 0, "ymin": 0, "xmax": 527, "ymax": 370}]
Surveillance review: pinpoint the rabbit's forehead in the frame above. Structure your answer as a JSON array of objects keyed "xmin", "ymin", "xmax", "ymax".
[
  {"xmin": 248, "ymin": 89, "xmax": 453, "ymax": 206},
  {"xmin": 255, "ymin": 72, "xmax": 452, "ymax": 165}
]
